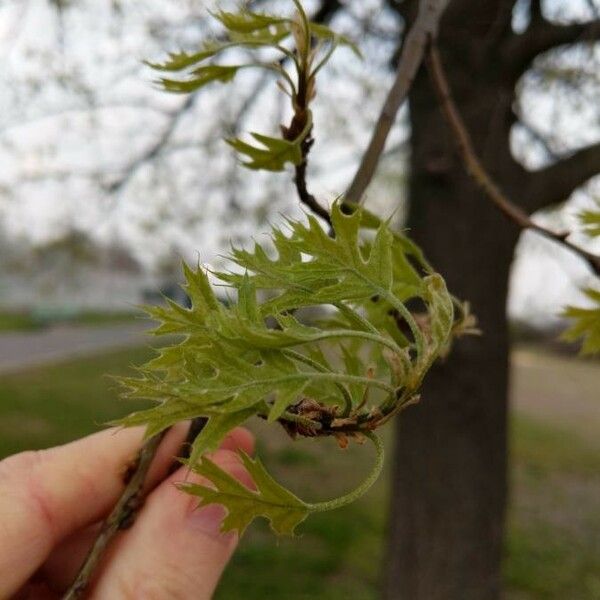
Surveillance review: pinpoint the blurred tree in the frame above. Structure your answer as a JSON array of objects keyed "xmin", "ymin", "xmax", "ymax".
[{"xmin": 378, "ymin": 1, "xmax": 600, "ymax": 598}]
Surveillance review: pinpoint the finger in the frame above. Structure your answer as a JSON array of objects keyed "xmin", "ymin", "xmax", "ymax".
[
  {"xmin": 0, "ymin": 423, "xmax": 187, "ymax": 597},
  {"xmin": 91, "ymin": 438, "xmax": 255, "ymax": 599},
  {"xmin": 219, "ymin": 426, "xmax": 255, "ymax": 455},
  {"xmin": 38, "ymin": 427, "xmax": 254, "ymax": 594}
]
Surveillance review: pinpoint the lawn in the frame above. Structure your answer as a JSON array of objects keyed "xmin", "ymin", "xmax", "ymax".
[
  {"xmin": 0, "ymin": 345, "xmax": 598, "ymax": 598},
  {"xmin": 0, "ymin": 309, "xmax": 139, "ymax": 333}
]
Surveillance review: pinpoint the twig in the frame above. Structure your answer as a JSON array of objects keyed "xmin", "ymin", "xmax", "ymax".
[
  {"xmin": 106, "ymin": 95, "xmax": 196, "ymax": 194},
  {"xmin": 293, "ymin": 129, "xmax": 332, "ymax": 225},
  {"xmin": 169, "ymin": 416, "xmax": 209, "ymax": 474},
  {"xmin": 426, "ymin": 44, "xmax": 600, "ymax": 277},
  {"xmin": 62, "ymin": 431, "xmax": 167, "ymax": 599},
  {"xmin": 345, "ymin": 0, "xmax": 450, "ymax": 204}
]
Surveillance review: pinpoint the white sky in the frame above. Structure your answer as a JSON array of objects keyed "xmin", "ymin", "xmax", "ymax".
[{"xmin": 0, "ymin": 0, "xmax": 599, "ymax": 323}]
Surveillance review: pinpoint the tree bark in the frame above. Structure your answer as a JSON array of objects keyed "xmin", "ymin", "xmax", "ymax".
[{"xmin": 383, "ymin": 3, "xmax": 526, "ymax": 597}]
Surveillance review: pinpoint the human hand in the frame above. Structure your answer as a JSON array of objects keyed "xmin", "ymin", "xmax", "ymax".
[{"xmin": 0, "ymin": 423, "xmax": 254, "ymax": 599}]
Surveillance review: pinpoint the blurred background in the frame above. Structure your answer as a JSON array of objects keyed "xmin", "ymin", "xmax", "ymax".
[{"xmin": 0, "ymin": 0, "xmax": 598, "ymax": 598}]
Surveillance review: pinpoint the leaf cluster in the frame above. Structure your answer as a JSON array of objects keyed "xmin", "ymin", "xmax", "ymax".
[
  {"xmin": 116, "ymin": 203, "xmax": 457, "ymax": 534},
  {"xmin": 147, "ymin": 0, "xmax": 358, "ymax": 171},
  {"xmin": 562, "ymin": 200, "xmax": 600, "ymax": 355},
  {"xmin": 562, "ymin": 288, "xmax": 600, "ymax": 354}
]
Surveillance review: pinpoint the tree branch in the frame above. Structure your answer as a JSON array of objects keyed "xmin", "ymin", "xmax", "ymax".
[
  {"xmin": 312, "ymin": 0, "xmax": 341, "ymax": 24},
  {"xmin": 345, "ymin": 0, "xmax": 450, "ymax": 204},
  {"xmin": 503, "ymin": 17, "xmax": 600, "ymax": 81},
  {"xmin": 530, "ymin": 0, "xmax": 543, "ymax": 23},
  {"xmin": 293, "ymin": 132, "xmax": 332, "ymax": 225},
  {"xmin": 63, "ymin": 431, "xmax": 168, "ymax": 599},
  {"xmin": 426, "ymin": 44, "xmax": 600, "ymax": 277},
  {"xmin": 106, "ymin": 95, "xmax": 196, "ymax": 194},
  {"xmin": 526, "ymin": 140, "xmax": 600, "ymax": 210}
]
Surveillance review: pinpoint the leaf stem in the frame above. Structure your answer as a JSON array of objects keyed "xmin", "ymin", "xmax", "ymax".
[
  {"xmin": 383, "ymin": 291, "xmax": 426, "ymax": 358},
  {"xmin": 308, "ymin": 432, "xmax": 384, "ymax": 512},
  {"xmin": 283, "ymin": 348, "xmax": 353, "ymax": 415}
]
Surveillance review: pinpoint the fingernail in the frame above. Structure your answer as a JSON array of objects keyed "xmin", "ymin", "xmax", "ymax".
[{"xmin": 188, "ymin": 503, "xmax": 235, "ymax": 541}]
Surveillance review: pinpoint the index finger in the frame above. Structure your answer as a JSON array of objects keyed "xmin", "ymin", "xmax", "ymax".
[{"xmin": 0, "ymin": 424, "xmax": 198, "ymax": 597}]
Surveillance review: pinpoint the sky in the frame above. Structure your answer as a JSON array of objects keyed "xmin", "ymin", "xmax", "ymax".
[{"xmin": 0, "ymin": 0, "xmax": 599, "ymax": 325}]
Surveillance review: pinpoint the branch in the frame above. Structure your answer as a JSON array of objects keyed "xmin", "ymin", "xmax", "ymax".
[
  {"xmin": 293, "ymin": 132, "xmax": 332, "ymax": 225},
  {"xmin": 530, "ymin": 0, "xmax": 543, "ymax": 23},
  {"xmin": 526, "ymin": 141, "xmax": 600, "ymax": 210},
  {"xmin": 503, "ymin": 17, "xmax": 600, "ymax": 81},
  {"xmin": 345, "ymin": 0, "xmax": 450, "ymax": 204},
  {"xmin": 312, "ymin": 0, "xmax": 341, "ymax": 24},
  {"xmin": 426, "ymin": 44, "xmax": 600, "ymax": 277},
  {"xmin": 63, "ymin": 431, "xmax": 168, "ymax": 599},
  {"xmin": 516, "ymin": 120, "xmax": 562, "ymax": 162},
  {"xmin": 106, "ymin": 95, "xmax": 196, "ymax": 194}
]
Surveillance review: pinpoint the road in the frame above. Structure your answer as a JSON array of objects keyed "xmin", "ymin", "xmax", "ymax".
[{"xmin": 0, "ymin": 322, "xmax": 150, "ymax": 375}]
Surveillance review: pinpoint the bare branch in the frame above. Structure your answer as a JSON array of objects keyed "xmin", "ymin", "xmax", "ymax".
[
  {"xmin": 503, "ymin": 17, "xmax": 600, "ymax": 81},
  {"xmin": 530, "ymin": 0, "xmax": 543, "ymax": 23},
  {"xmin": 426, "ymin": 44, "xmax": 600, "ymax": 276},
  {"xmin": 312, "ymin": 0, "xmax": 341, "ymax": 24},
  {"xmin": 293, "ymin": 131, "xmax": 332, "ymax": 225},
  {"xmin": 63, "ymin": 431, "xmax": 168, "ymax": 600},
  {"xmin": 345, "ymin": 0, "xmax": 450, "ymax": 204},
  {"xmin": 526, "ymin": 140, "xmax": 600, "ymax": 210},
  {"xmin": 106, "ymin": 95, "xmax": 196, "ymax": 194}
]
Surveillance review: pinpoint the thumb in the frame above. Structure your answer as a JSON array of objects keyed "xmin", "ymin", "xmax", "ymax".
[{"xmin": 90, "ymin": 432, "xmax": 254, "ymax": 599}]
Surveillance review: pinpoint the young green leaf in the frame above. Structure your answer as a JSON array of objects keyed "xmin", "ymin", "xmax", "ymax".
[
  {"xmin": 309, "ymin": 22, "xmax": 362, "ymax": 58},
  {"xmin": 227, "ymin": 131, "xmax": 304, "ymax": 171},
  {"xmin": 579, "ymin": 200, "xmax": 600, "ymax": 238},
  {"xmin": 115, "ymin": 204, "xmax": 456, "ymax": 531},
  {"xmin": 145, "ymin": 45, "xmax": 226, "ymax": 72},
  {"xmin": 188, "ymin": 407, "xmax": 259, "ymax": 465},
  {"xmin": 562, "ymin": 288, "xmax": 600, "ymax": 355},
  {"xmin": 211, "ymin": 9, "xmax": 289, "ymax": 34},
  {"xmin": 181, "ymin": 451, "xmax": 311, "ymax": 535},
  {"xmin": 158, "ymin": 65, "xmax": 240, "ymax": 93}
]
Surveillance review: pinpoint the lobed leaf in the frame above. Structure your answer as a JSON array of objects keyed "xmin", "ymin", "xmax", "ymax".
[
  {"xmin": 158, "ymin": 65, "xmax": 240, "ymax": 93},
  {"xmin": 211, "ymin": 9, "xmax": 289, "ymax": 34},
  {"xmin": 579, "ymin": 200, "xmax": 600, "ymax": 238},
  {"xmin": 309, "ymin": 21, "xmax": 362, "ymax": 58},
  {"xmin": 116, "ymin": 204, "xmax": 456, "ymax": 484},
  {"xmin": 182, "ymin": 451, "xmax": 310, "ymax": 535},
  {"xmin": 227, "ymin": 131, "xmax": 304, "ymax": 172},
  {"xmin": 562, "ymin": 288, "xmax": 600, "ymax": 355}
]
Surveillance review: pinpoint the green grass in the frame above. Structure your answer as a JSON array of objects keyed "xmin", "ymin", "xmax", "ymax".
[
  {"xmin": 0, "ymin": 346, "xmax": 598, "ymax": 598},
  {"xmin": 0, "ymin": 346, "xmax": 153, "ymax": 457},
  {"xmin": 505, "ymin": 414, "xmax": 600, "ymax": 599},
  {"xmin": 0, "ymin": 311, "xmax": 40, "ymax": 332},
  {"xmin": 0, "ymin": 309, "xmax": 139, "ymax": 332}
]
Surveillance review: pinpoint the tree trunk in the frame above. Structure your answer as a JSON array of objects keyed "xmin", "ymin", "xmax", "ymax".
[{"xmin": 383, "ymin": 4, "xmax": 526, "ymax": 598}]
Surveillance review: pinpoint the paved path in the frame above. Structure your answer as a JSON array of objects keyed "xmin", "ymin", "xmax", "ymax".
[{"xmin": 0, "ymin": 322, "xmax": 150, "ymax": 375}]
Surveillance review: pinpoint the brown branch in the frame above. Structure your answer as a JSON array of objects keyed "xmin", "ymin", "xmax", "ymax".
[
  {"xmin": 293, "ymin": 131, "xmax": 332, "ymax": 225},
  {"xmin": 312, "ymin": 0, "xmax": 341, "ymax": 24},
  {"xmin": 502, "ymin": 17, "xmax": 600, "ymax": 81},
  {"xmin": 63, "ymin": 431, "xmax": 168, "ymax": 600},
  {"xmin": 526, "ymin": 141, "xmax": 600, "ymax": 211},
  {"xmin": 169, "ymin": 416, "xmax": 208, "ymax": 474},
  {"xmin": 426, "ymin": 44, "xmax": 600, "ymax": 277},
  {"xmin": 345, "ymin": 0, "xmax": 450, "ymax": 204},
  {"xmin": 530, "ymin": 0, "xmax": 543, "ymax": 23}
]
